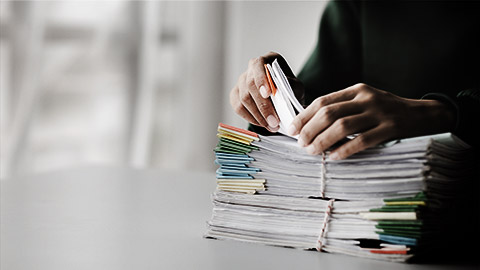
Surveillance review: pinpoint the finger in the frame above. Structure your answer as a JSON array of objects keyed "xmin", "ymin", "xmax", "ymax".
[
  {"xmin": 244, "ymin": 69, "xmax": 279, "ymax": 130},
  {"xmin": 295, "ymin": 101, "xmax": 362, "ymax": 144},
  {"xmin": 262, "ymin": 51, "xmax": 283, "ymax": 62},
  {"xmin": 238, "ymin": 74, "xmax": 269, "ymax": 127},
  {"xmin": 247, "ymin": 57, "xmax": 271, "ymax": 98},
  {"xmin": 319, "ymin": 86, "xmax": 360, "ymax": 105},
  {"xmin": 305, "ymin": 113, "xmax": 377, "ymax": 155},
  {"xmin": 288, "ymin": 90, "xmax": 359, "ymax": 136},
  {"xmin": 329, "ymin": 125, "xmax": 392, "ymax": 160},
  {"xmin": 266, "ymin": 125, "xmax": 280, "ymax": 133},
  {"xmin": 250, "ymin": 91, "xmax": 279, "ymax": 130},
  {"xmin": 230, "ymin": 86, "xmax": 260, "ymax": 126},
  {"xmin": 247, "ymin": 81, "xmax": 279, "ymax": 129},
  {"xmin": 263, "ymin": 51, "xmax": 295, "ymax": 78},
  {"xmin": 237, "ymin": 105, "xmax": 261, "ymax": 127}
]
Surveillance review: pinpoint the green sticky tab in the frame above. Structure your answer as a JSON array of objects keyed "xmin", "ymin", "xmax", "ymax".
[
  {"xmin": 217, "ymin": 141, "xmax": 252, "ymax": 153},
  {"xmin": 376, "ymin": 230, "xmax": 422, "ymax": 238},
  {"xmin": 376, "ymin": 225, "xmax": 422, "ymax": 231},
  {"xmin": 220, "ymin": 138, "xmax": 258, "ymax": 150},
  {"xmin": 214, "ymin": 146, "xmax": 246, "ymax": 155},
  {"xmin": 384, "ymin": 192, "xmax": 427, "ymax": 202},
  {"xmin": 377, "ymin": 220, "xmax": 423, "ymax": 226},
  {"xmin": 370, "ymin": 205, "xmax": 419, "ymax": 212}
]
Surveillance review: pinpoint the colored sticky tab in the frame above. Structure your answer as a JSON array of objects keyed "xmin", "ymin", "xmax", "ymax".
[
  {"xmin": 215, "ymin": 153, "xmax": 252, "ymax": 159},
  {"xmin": 360, "ymin": 212, "xmax": 417, "ymax": 220},
  {"xmin": 219, "ymin": 123, "xmax": 258, "ymax": 139},
  {"xmin": 218, "ymin": 129, "xmax": 255, "ymax": 143},
  {"xmin": 217, "ymin": 140, "xmax": 253, "ymax": 153},
  {"xmin": 217, "ymin": 187, "xmax": 256, "ymax": 194},
  {"xmin": 216, "ymin": 175, "xmax": 254, "ymax": 179},
  {"xmin": 217, "ymin": 133, "xmax": 252, "ymax": 145},
  {"xmin": 384, "ymin": 192, "xmax": 426, "ymax": 202},
  {"xmin": 385, "ymin": 201, "xmax": 426, "ymax": 206},
  {"xmin": 377, "ymin": 229, "xmax": 422, "ymax": 238},
  {"xmin": 217, "ymin": 179, "xmax": 265, "ymax": 184},
  {"xmin": 370, "ymin": 249, "xmax": 408, "ymax": 255},
  {"xmin": 214, "ymin": 147, "xmax": 245, "ymax": 155},
  {"xmin": 379, "ymin": 235, "xmax": 417, "ymax": 246},
  {"xmin": 264, "ymin": 64, "xmax": 277, "ymax": 95},
  {"xmin": 219, "ymin": 138, "xmax": 258, "ymax": 150}
]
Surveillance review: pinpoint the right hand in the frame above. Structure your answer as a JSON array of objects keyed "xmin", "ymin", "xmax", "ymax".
[{"xmin": 230, "ymin": 52, "xmax": 305, "ymax": 132}]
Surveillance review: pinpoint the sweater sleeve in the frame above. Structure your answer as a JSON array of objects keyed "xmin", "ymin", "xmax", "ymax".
[
  {"xmin": 297, "ymin": 1, "xmax": 362, "ymax": 106},
  {"xmin": 423, "ymin": 89, "xmax": 480, "ymax": 147},
  {"xmin": 455, "ymin": 89, "xmax": 480, "ymax": 147}
]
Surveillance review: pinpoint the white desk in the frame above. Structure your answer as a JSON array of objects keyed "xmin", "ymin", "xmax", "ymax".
[{"xmin": 1, "ymin": 167, "xmax": 477, "ymax": 269}]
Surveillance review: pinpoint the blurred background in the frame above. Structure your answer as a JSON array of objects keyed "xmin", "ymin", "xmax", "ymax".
[{"xmin": 0, "ymin": 1, "xmax": 327, "ymax": 178}]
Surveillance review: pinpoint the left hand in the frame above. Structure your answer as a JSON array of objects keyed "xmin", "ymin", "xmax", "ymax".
[{"xmin": 287, "ymin": 83, "xmax": 456, "ymax": 160}]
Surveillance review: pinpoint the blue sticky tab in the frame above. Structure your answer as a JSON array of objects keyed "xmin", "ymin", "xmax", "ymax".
[
  {"xmin": 215, "ymin": 160, "xmax": 247, "ymax": 168},
  {"xmin": 217, "ymin": 168, "xmax": 259, "ymax": 175},
  {"xmin": 379, "ymin": 235, "xmax": 417, "ymax": 246},
  {"xmin": 215, "ymin": 153, "xmax": 251, "ymax": 158},
  {"xmin": 221, "ymin": 165, "xmax": 259, "ymax": 171},
  {"xmin": 216, "ymin": 174, "xmax": 254, "ymax": 179},
  {"xmin": 216, "ymin": 158, "xmax": 251, "ymax": 164}
]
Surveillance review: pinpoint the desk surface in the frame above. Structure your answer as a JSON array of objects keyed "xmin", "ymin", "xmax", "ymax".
[{"xmin": 1, "ymin": 166, "xmax": 478, "ymax": 270}]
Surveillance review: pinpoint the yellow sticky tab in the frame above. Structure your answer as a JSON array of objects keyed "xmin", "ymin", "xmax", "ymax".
[
  {"xmin": 217, "ymin": 134, "xmax": 252, "ymax": 145},
  {"xmin": 218, "ymin": 187, "xmax": 256, "ymax": 194},
  {"xmin": 218, "ymin": 182, "xmax": 265, "ymax": 188},
  {"xmin": 218, "ymin": 124, "xmax": 259, "ymax": 141},
  {"xmin": 218, "ymin": 129, "xmax": 254, "ymax": 143},
  {"xmin": 217, "ymin": 179, "xmax": 266, "ymax": 184},
  {"xmin": 218, "ymin": 184, "xmax": 265, "ymax": 191}
]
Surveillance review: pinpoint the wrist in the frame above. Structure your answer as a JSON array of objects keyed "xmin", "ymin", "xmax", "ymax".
[
  {"xmin": 421, "ymin": 93, "xmax": 460, "ymax": 131},
  {"xmin": 406, "ymin": 98, "xmax": 457, "ymax": 136}
]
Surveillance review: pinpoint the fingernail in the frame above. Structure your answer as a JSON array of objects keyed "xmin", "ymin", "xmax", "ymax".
[
  {"xmin": 287, "ymin": 124, "xmax": 297, "ymax": 136},
  {"xmin": 270, "ymin": 125, "xmax": 279, "ymax": 133},
  {"xmin": 259, "ymin": 85, "xmax": 268, "ymax": 98},
  {"xmin": 306, "ymin": 144, "xmax": 317, "ymax": 155},
  {"xmin": 329, "ymin": 152, "xmax": 340, "ymax": 160},
  {"xmin": 298, "ymin": 137, "xmax": 306, "ymax": 147},
  {"xmin": 266, "ymin": 115, "xmax": 279, "ymax": 128}
]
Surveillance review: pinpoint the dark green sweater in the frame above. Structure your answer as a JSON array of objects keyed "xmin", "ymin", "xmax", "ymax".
[{"xmin": 297, "ymin": 1, "xmax": 479, "ymax": 147}]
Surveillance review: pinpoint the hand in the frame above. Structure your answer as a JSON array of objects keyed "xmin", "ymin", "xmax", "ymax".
[
  {"xmin": 230, "ymin": 52, "xmax": 305, "ymax": 132},
  {"xmin": 288, "ymin": 83, "xmax": 456, "ymax": 160}
]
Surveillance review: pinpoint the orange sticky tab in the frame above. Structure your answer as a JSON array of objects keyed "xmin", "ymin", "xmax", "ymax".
[
  {"xmin": 264, "ymin": 64, "xmax": 277, "ymax": 95},
  {"xmin": 219, "ymin": 123, "xmax": 258, "ymax": 138}
]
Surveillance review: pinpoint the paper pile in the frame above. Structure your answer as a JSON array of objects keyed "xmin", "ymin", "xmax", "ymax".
[
  {"xmin": 207, "ymin": 123, "xmax": 476, "ymax": 262},
  {"xmin": 206, "ymin": 59, "xmax": 477, "ymax": 262}
]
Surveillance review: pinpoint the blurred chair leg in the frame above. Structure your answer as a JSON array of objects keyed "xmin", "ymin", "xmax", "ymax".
[
  {"xmin": 2, "ymin": 2, "xmax": 46, "ymax": 177},
  {"xmin": 128, "ymin": 1, "xmax": 161, "ymax": 168}
]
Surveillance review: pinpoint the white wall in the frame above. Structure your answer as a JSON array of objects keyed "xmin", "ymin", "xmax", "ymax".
[
  {"xmin": 161, "ymin": 1, "xmax": 328, "ymax": 172},
  {"xmin": 0, "ymin": 1, "xmax": 328, "ymax": 176},
  {"xmin": 223, "ymin": 1, "xmax": 327, "ymax": 127}
]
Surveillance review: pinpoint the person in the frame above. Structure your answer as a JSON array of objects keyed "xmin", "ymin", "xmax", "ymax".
[{"xmin": 230, "ymin": 1, "xmax": 479, "ymax": 160}]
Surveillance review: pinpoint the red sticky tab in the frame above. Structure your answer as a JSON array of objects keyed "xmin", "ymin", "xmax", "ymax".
[
  {"xmin": 264, "ymin": 64, "xmax": 277, "ymax": 95},
  {"xmin": 219, "ymin": 123, "xmax": 258, "ymax": 138},
  {"xmin": 370, "ymin": 249, "xmax": 408, "ymax": 255}
]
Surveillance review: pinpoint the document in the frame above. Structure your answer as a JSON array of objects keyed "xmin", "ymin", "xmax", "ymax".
[
  {"xmin": 206, "ymin": 123, "xmax": 477, "ymax": 262},
  {"xmin": 264, "ymin": 59, "xmax": 304, "ymax": 137}
]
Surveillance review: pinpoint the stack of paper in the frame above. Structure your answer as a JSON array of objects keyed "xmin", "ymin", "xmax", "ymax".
[
  {"xmin": 207, "ymin": 123, "xmax": 476, "ymax": 262},
  {"xmin": 214, "ymin": 123, "xmax": 473, "ymax": 200},
  {"xmin": 207, "ymin": 58, "xmax": 477, "ymax": 262}
]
